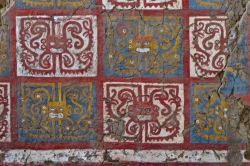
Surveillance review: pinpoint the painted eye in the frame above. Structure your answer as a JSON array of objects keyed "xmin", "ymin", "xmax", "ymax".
[
  {"xmin": 59, "ymin": 108, "xmax": 63, "ymax": 112},
  {"xmin": 50, "ymin": 108, "xmax": 55, "ymax": 111}
]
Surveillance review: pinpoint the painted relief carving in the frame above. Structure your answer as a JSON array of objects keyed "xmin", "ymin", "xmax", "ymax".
[
  {"xmin": 102, "ymin": 0, "xmax": 182, "ymax": 10},
  {"xmin": 16, "ymin": 15, "xmax": 97, "ymax": 77},
  {"xmin": 103, "ymin": 82, "xmax": 184, "ymax": 143},
  {"xmin": 191, "ymin": 84, "xmax": 228, "ymax": 143},
  {"xmin": 0, "ymin": 83, "xmax": 10, "ymax": 142},
  {"xmin": 104, "ymin": 16, "xmax": 183, "ymax": 77},
  {"xmin": 190, "ymin": 16, "xmax": 228, "ymax": 78},
  {"xmin": 18, "ymin": 82, "xmax": 96, "ymax": 142}
]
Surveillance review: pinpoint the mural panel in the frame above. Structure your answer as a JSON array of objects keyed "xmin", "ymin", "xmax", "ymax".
[
  {"xmin": 16, "ymin": 15, "xmax": 97, "ymax": 77},
  {"xmin": 0, "ymin": 83, "xmax": 11, "ymax": 142},
  {"xmin": 16, "ymin": 0, "xmax": 54, "ymax": 8},
  {"xmin": 103, "ymin": 82, "xmax": 184, "ymax": 143},
  {"xmin": 18, "ymin": 82, "xmax": 97, "ymax": 142},
  {"xmin": 190, "ymin": 83, "xmax": 228, "ymax": 143},
  {"xmin": 0, "ymin": 18, "xmax": 10, "ymax": 76},
  {"xmin": 104, "ymin": 15, "xmax": 183, "ymax": 78},
  {"xmin": 190, "ymin": 16, "xmax": 228, "ymax": 78}
]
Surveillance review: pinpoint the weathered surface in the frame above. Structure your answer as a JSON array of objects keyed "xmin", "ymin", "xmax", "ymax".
[{"xmin": 0, "ymin": 0, "xmax": 250, "ymax": 165}]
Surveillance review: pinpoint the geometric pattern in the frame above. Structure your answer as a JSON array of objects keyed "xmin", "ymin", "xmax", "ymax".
[
  {"xmin": 104, "ymin": 15, "xmax": 183, "ymax": 78},
  {"xmin": 18, "ymin": 82, "xmax": 96, "ymax": 142},
  {"xmin": 103, "ymin": 82, "xmax": 184, "ymax": 143},
  {"xmin": 16, "ymin": 15, "xmax": 97, "ymax": 77},
  {"xmin": 0, "ymin": 83, "xmax": 11, "ymax": 142}
]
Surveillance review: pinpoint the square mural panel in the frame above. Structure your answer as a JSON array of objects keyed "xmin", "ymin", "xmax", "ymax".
[
  {"xmin": 0, "ymin": 83, "xmax": 11, "ymax": 142},
  {"xmin": 189, "ymin": 16, "xmax": 228, "ymax": 78},
  {"xmin": 190, "ymin": 83, "xmax": 228, "ymax": 144},
  {"xmin": 103, "ymin": 82, "xmax": 184, "ymax": 143},
  {"xmin": 18, "ymin": 82, "xmax": 97, "ymax": 142},
  {"xmin": 104, "ymin": 15, "xmax": 183, "ymax": 78},
  {"xmin": 102, "ymin": 0, "xmax": 182, "ymax": 10},
  {"xmin": 16, "ymin": 15, "xmax": 98, "ymax": 77}
]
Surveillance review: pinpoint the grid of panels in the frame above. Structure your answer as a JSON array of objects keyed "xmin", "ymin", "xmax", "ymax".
[{"xmin": 0, "ymin": 0, "xmax": 249, "ymax": 152}]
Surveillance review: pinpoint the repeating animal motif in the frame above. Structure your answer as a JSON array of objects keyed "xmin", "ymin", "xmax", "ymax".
[
  {"xmin": 103, "ymin": 82, "xmax": 184, "ymax": 143},
  {"xmin": 104, "ymin": 16, "xmax": 183, "ymax": 77},
  {"xmin": 0, "ymin": 83, "xmax": 10, "ymax": 142},
  {"xmin": 18, "ymin": 82, "xmax": 96, "ymax": 142},
  {"xmin": 190, "ymin": 16, "xmax": 228, "ymax": 78},
  {"xmin": 16, "ymin": 15, "xmax": 97, "ymax": 77}
]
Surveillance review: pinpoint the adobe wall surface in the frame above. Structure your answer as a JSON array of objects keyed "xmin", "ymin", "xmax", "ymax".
[{"xmin": 0, "ymin": 0, "xmax": 250, "ymax": 165}]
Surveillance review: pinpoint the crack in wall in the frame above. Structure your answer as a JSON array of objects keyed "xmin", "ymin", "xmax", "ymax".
[{"xmin": 222, "ymin": 0, "xmax": 250, "ymax": 165}]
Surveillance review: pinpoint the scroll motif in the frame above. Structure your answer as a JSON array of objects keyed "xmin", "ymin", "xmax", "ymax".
[
  {"xmin": 0, "ymin": 83, "xmax": 10, "ymax": 142},
  {"xmin": 103, "ymin": 82, "xmax": 184, "ymax": 143},
  {"xmin": 102, "ymin": 0, "xmax": 182, "ymax": 10},
  {"xmin": 104, "ymin": 16, "xmax": 183, "ymax": 77},
  {"xmin": 18, "ymin": 82, "xmax": 96, "ymax": 142},
  {"xmin": 190, "ymin": 16, "xmax": 228, "ymax": 78},
  {"xmin": 191, "ymin": 84, "xmax": 228, "ymax": 143},
  {"xmin": 16, "ymin": 16, "xmax": 97, "ymax": 77}
]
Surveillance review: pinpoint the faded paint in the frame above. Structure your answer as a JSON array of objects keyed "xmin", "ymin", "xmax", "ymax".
[{"xmin": 0, "ymin": 0, "xmax": 250, "ymax": 165}]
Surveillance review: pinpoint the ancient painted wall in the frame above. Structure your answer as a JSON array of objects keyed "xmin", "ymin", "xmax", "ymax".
[{"xmin": 0, "ymin": 0, "xmax": 250, "ymax": 165}]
